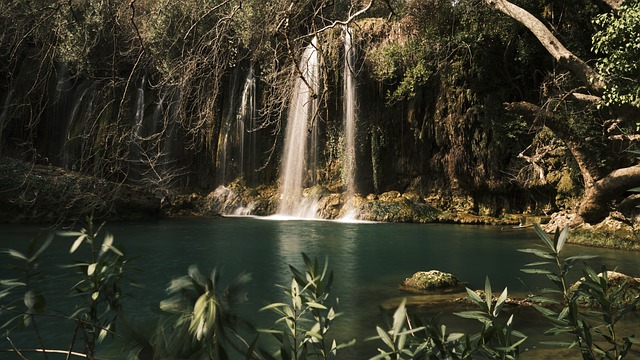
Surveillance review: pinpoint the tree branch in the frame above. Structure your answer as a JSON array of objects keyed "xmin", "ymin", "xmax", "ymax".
[
  {"xmin": 504, "ymin": 101, "xmax": 599, "ymax": 188},
  {"xmin": 484, "ymin": 0, "xmax": 604, "ymax": 92},
  {"xmin": 579, "ymin": 165, "xmax": 640, "ymax": 223}
]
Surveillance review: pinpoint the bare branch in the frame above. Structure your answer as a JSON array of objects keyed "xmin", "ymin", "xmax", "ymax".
[
  {"xmin": 608, "ymin": 134, "xmax": 640, "ymax": 141},
  {"xmin": 312, "ymin": 0, "xmax": 374, "ymax": 36}
]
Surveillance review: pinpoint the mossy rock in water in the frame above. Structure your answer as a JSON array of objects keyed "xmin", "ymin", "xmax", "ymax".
[
  {"xmin": 569, "ymin": 271, "xmax": 640, "ymax": 310},
  {"xmin": 401, "ymin": 270, "xmax": 462, "ymax": 292}
]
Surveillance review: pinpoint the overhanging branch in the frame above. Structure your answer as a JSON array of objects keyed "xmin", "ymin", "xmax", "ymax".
[{"xmin": 484, "ymin": 0, "xmax": 604, "ymax": 93}]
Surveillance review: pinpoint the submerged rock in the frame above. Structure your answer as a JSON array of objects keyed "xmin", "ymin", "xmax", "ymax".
[{"xmin": 400, "ymin": 270, "xmax": 463, "ymax": 292}]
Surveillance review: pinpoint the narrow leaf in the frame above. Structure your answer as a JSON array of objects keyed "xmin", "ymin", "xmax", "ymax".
[
  {"xmin": 556, "ymin": 226, "xmax": 569, "ymax": 253},
  {"xmin": 69, "ymin": 235, "xmax": 87, "ymax": 253}
]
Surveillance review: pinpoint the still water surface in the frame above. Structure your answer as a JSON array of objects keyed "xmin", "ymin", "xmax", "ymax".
[{"xmin": 2, "ymin": 217, "xmax": 639, "ymax": 358}]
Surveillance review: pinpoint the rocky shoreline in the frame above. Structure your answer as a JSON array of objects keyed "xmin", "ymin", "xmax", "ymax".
[{"xmin": 1, "ymin": 156, "xmax": 638, "ymax": 251}]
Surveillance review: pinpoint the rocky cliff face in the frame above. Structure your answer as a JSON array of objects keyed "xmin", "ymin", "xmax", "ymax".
[{"xmin": 0, "ymin": 21, "xmax": 569, "ymax": 222}]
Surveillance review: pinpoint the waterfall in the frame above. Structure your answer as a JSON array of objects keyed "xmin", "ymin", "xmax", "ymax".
[
  {"xmin": 343, "ymin": 27, "xmax": 357, "ymax": 200},
  {"xmin": 238, "ymin": 65, "xmax": 257, "ymax": 185},
  {"xmin": 277, "ymin": 38, "xmax": 320, "ymax": 217},
  {"xmin": 63, "ymin": 81, "xmax": 93, "ymax": 171},
  {"xmin": 217, "ymin": 65, "xmax": 257, "ymax": 186},
  {"xmin": 218, "ymin": 68, "xmax": 239, "ymax": 185},
  {"xmin": 340, "ymin": 27, "xmax": 359, "ymax": 220}
]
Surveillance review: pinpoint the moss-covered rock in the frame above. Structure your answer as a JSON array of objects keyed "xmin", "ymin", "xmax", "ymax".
[
  {"xmin": 400, "ymin": 270, "xmax": 463, "ymax": 292},
  {"xmin": 569, "ymin": 271, "xmax": 640, "ymax": 310}
]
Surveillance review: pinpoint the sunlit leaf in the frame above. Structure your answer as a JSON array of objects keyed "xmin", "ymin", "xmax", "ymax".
[
  {"xmin": 87, "ymin": 263, "xmax": 97, "ymax": 276},
  {"xmin": 485, "ymin": 277, "xmax": 492, "ymax": 310},
  {"xmin": 392, "ymin": 298, "xmax": 407, "ymax": 335},
  {"xmin": 69, "ymin": 235, "xmax": 87, "ymax": 253},
  {"xmin": 466, "ymin": 287, "xmax": 484, "ymax": 306},
  {"xmin": 56, "ymin": 231, "xmax": 84, "ymax": 237},
  {"xmin": 306, "ymin": 301, "xmax": 327, "ymax": 310},
  {"xmin": 556, "ymin": 226, "xmax": 569, "ymax": 253},
  {"xmin": 376, "ymin": 325, "xmax": 394, "ymax": 349},
  {"xmin": 261, "ymin": 303, "xmax": 288, "ymax": 311},
  {"xmin": 520, "ymin": 268, "xmax": 553, "ymax": 274},
  {"xmin": 533, "ymin": 223, "xmax": 554, "ymax": 250},
  {"xmin": 454, "ymin": 311, "xmax": 490, "ymax": 323},
  {"xmin": 6, "ymin": 249, "xmax": 27, "ymax": 261},
  {"xmin": 99, "ymin": 233, "xmax": 114, "ymax": 257},
  {"xmin": 493, "ymin": 287, "xmax": 508, "ymax": 317},
  {"xmin": 518, "ymin": 248, "xmax": 554, "ymax": 259}
]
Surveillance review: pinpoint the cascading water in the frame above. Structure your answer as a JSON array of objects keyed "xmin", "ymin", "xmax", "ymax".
[
  {"xmin": 341, "ymin": 27, "xmax": 358, "ymax": 220},
  {"xmin": 238, "ymin": 65, "xmax": 257, "ymax": 185},
  {"xmin": 217, "ymin": 66, "xmax": 257, "ymax": 187},
  {"xmin": 277, "ymin": 38, "xmax": 321, "ymax": 218}
]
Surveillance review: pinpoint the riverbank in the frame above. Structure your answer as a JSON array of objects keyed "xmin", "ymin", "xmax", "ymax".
[
  {"xmin": 0, "ymin": 156, "xmax": 160, "ymax": 224},
  {"xmin": 1, "ymin": 156, "xmax": 638, "ymax": 251}
]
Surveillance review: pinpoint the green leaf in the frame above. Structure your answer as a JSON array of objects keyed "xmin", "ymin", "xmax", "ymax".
[
  {"xmin": 454, "ymin": 311, "xmax": 490, "ymax": 322},
  {"xmin": 485, "ymin": 277, "xmax": 492, "ymax": 311},
  {"xmin": 493, "ymin": 287, "xmax": 508, "ymax": 317},
  {"xmin": 56, "ymin": 231, "xmax": 84, "ymax": 237},
  {"xmin": 556, "ymin": 226, "xmax": 569, "ymax": 253},
  {"xmin": 261, "ymin": 303, "xmax": 288, "ymax": 311},
  {"xmin": 30, "ymin": 233, "xmax": 53, "ymax": 262},
  {"xmin": 518, "ymin": 248, "xmax": 554, "ymax": 260},
  {"xmin": 520, "ymin": 268, "xmax": 553, "ymax": 275},
  {"xmin": 5, "ymin": 249, "xmax": 27, "ymax": 261},
  {"xmin": 376, "ymin": 325, "xmax": 394, "ymax": 349},
  {"xmin": 69, "ymin": 234, "xmax": 87, "ymax": 254},
  {"xmin": 523, "ymin": 261, "xmax": 552, "ymax": 267},
  {"xmin": 87, "ymin": 263, "xmax": 97, "ymax": 276},
  {"xmin": 466, "ymin": 287, "xmax": 484, "ymax": 306},
  {"xmin": 99, "ymin": 233, "xmax": 114, "ymax": 256},
  {"xmin": 564, "ymin": 255, "xmax": 598, "ymax": 262},
  {"xmin": 392, "ymin": 298, "xmax": 407, "ymax": 335},
  {"xmin": 305, "ymin": 301, "xmax": 327, "ymax": 310},
  {"xmin": 534, "ymin": 223, "xmax": 554, "ymax": 250}
]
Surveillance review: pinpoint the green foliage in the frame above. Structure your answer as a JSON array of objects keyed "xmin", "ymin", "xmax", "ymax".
[
  {"xmin": 593, "ymin": 0, "xmax": 640, "ymax": 107},
  {"xmin": 57, "ymin": 218, "xmax": 130, "ymax": 356},
  {"xmin": 1, "ymin": 232, "xmax": 51, "ymax": 333},
  {"xmin": 521, "ymin": 224, "xmax": 639, "ymax": 359},
  {"xmin": 1, "ymin": 217, "xmax": 130, "ymax": 358},
  {"xmin": 369, "ymin": 278, "xmax": 526, "ymax": 359},
  {"xmin": 147, "ymin": 265, "xmax": 256, "ymax": 359},
  {"xmin": 260, "ymin": 253, "xmax": 353, "ymax": 360}
]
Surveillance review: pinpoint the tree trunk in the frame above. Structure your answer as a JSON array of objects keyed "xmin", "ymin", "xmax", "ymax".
[
  {"xmin": 485, "ymin": 0, "xmax": 640, "ymax": 225},
  {"xmin": 578, "ymin": 165, "xmax": 640, "ymax": 223},
  {"xmin": 484, "ymin": 0, "xmax": 604, "ymax": 93}
]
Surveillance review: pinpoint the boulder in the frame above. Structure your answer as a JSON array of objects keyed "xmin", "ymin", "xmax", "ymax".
[
  {"xmin": 569, "ymin": 271, "xmax": 640, "ymax": 310},
  {"xmin": 401, "ymin": 270, "xmax": 463, "ymax": 292}
]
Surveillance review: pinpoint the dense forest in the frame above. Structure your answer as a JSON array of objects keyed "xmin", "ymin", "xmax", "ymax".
[{"xmin": 0, "ymin": 0, "xmax": 638, "ymax": 236}]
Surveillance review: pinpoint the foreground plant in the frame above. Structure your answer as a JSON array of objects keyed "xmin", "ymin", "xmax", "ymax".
[
  {"xmin": 1, "ymin": 217, "xmax": 130, "ymax": 359},
  {"xmin": 144, "ymin": 265, "xmax": 257, "ymax": 359},
  {"xmin": 521, "ymin": 224, "xmax": 640, "ymax": 359},
  {"xmin": 369, "ymin": 278, "xmax": 525, "ymax": 359},
  {"xmin": 261, "ymin": 253, "xmax": 354, "ymax": 360},
  {"xmin": 1, "ymin": 232, "xmax": 52, "ymax": 357}
]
